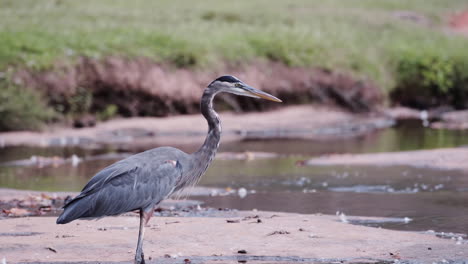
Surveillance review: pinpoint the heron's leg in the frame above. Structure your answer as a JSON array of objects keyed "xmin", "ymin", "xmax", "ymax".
[
  {"xmin": 135, "ymin": 209, "xmax": 146, "ymax": 264},
  {"xmin": 134, "ymin": 207, "xmax": 155, "ymax": 264}
]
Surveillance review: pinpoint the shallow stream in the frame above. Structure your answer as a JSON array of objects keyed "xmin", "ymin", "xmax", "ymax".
[{"xmin": 1, "ymin": 121, "xmax": 468, "ymax": 234}]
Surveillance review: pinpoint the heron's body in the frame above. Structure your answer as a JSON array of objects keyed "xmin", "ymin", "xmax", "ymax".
[
  {"xmin": 56, "ymin": 75, "xmax": 281, "ymax": 264},
  {"xmin": 57, "ymin": 147, "xmax": 188, "ymax": 223}
]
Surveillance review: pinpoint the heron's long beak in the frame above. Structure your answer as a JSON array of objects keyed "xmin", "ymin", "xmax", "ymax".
[{"xmin": 244, "ymin": 85, "xmax": 282, "ymax": 103}]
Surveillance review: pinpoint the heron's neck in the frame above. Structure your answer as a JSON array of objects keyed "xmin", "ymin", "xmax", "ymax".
[{"xmin": 194, "ymin": 89, "xmax": 221, "ymax": 164}]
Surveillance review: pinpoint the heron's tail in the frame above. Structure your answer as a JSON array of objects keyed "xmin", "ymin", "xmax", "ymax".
[{"xmin": 56, "ymin": 196, "xmax": 90, "ymax": 224}]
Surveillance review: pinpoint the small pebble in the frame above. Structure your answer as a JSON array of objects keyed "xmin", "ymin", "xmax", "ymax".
[
  {"xmin": 267, "ymin": 230, "xmax": 290, "ymax": 236},
  {"xmin": 237, "ymin": 188, "xmax": 247, "ymax": 198},
  {"xmin": 46, "ymin": 247, "xmax": 57, "ymax": 253}
]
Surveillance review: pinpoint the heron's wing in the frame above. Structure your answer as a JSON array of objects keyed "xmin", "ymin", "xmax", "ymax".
[
  {"xmin": 60, "ymin": 159, "xmax": 182, "ymax": 221},
  {"xmin": 76, "ymin": 161, "xmax": 139, "ymax": 198}
]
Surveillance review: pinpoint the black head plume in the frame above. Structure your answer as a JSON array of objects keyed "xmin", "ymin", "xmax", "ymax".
[{"xmin": 210, "ymin": 75, "xmax": 241, "ymax": 85}]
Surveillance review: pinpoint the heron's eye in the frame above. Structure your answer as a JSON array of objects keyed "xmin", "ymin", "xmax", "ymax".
[{"xmin": 234, "ymin": 83, "xmax": 243, "ymax": 88}]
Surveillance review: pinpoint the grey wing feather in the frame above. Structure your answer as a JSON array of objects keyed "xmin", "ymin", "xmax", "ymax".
[
  {"xmin": 73, "ymin": 161, "xmax": 137, "ymax": 199},
  {"xmin": 57, "ymin": 158, "xmax": 182, "ymax": 224}
]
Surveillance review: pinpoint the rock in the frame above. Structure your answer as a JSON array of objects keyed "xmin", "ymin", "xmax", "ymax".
[
  {"xmin": 73, "ymin": 114, "xmax": 96, "ymax": 128},
  {"xmin": 431, "ymin": 110, "xmax": 468, "ymax": 130}
]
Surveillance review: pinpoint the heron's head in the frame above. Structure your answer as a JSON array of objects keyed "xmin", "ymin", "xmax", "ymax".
[{"xmin": 208, "ymin": 75, "xmax": 282, "ymax": 102}]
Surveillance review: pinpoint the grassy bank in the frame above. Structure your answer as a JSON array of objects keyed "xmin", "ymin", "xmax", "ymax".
[{"xmin": 0, "ymin": 0, "xmax": 468, "ymax": 130}]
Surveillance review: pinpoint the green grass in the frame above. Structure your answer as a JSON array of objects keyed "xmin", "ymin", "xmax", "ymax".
[
  {"xmin": 0, "ymin": 0, "xmax": 467, "ymax": 89},
  {"xmin": 1, "ymin": 0, "xmax": 468, "ymax": 130}
]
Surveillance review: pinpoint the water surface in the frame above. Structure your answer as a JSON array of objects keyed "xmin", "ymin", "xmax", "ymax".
[{"xmin": 1, "ymin": 122, "xmax": 468, "ymax": 234}]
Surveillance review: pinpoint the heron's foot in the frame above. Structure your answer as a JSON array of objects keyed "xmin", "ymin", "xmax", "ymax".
[{"xmin": 134, "ymin": 252, "xmax": 145, "ymax": 264}]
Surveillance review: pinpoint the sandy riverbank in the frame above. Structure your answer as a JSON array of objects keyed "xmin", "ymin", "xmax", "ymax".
[
  {"xmin": 306, "ymin": 147, "xmax": 468, "ymax": 172},
  {"xmin": 0, "ymin": 105, "xmax": 393, "ymax": 149},
  {"xmin": 1, "ymin": 212, "xmax": 467, "ymax": 263},
  {"xmin": 0, "ymin": 187, "xmax": 467, "ymax": 263}
]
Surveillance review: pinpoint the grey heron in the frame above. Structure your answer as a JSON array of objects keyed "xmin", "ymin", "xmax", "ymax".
[{"xmin": 56, "ymin": 75, "xmax": 282, "ymax": 263}]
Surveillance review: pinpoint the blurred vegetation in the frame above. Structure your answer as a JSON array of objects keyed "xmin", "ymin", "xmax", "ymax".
[
  {"xmin": 392, "ymin": 53, "xmax": 468, "ymax": 109},
  {"xmin": 0, "ymin": 80, "xmax": 54, "ymax": 131},
  {"xmin": 0, "ymin": 0, "xmax": 468, "ymax": 129}
]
